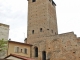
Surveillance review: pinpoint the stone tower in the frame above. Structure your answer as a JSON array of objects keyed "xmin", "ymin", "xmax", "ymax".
[
  {"xmin": 27, "ymin": 0, "xmax": 58, "ymax": 44},
  {"xmin": 0, "ymin": 23, "xmax": 9, "ymax": 40}
]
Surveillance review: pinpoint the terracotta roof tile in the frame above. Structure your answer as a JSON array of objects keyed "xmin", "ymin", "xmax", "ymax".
[{"xmin": 4, "ymin": 54, "xmax": 35, "ymax": 60}]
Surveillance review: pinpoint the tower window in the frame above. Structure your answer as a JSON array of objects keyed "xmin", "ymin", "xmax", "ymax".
[
  {"xmin": 32, "ymin": 0, "xmax": 36, "ymax": 2},
  {"xmin": 40, "ymin": 28, "xmax": 42, "ymax": 32},
  {"xmin": 51, "ymin": 30, "xmax": 53, "ymax": 33},
  {"xmin": 42, "ymin": 51, "xmax": 46, "ymax": 60},
  {"xmin": 49, "ymin": 0, "xmax": 51, "ymax": 2},
  {"xmin": 32, "ymin": 30, "xmax": 34, "ymax": 34},
  {"xmin": 55, "ymin": 32, "xmax": 57, "ymax": 35},
  {"xmin": 34, "ymin": 47, "xmax": 38, "ymax": 57}
]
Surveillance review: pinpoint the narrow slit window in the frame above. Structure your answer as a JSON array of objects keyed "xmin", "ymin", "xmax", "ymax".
[
  {"xmin": 40, "ymin": 28, "xmax": 42, "ymax": 32},
  {"xmin": 51, "ymin": 30, "xmax": 53, "ymax": 33},
  {"xmin": 32, "ymin": 30, "xmax": 34, "ymax": 34},
  {"xmin": 32, "ymin": 0, "xmax": 36, "ymax": 2}
]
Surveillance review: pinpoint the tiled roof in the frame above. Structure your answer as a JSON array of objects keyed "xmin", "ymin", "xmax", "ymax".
[
  {"xmin": 4, "ymin": 54, "xmax": 35, "ymax": 60},
  {"xmin": 8, "ymin": 40, "xmax": 33, "ymax": 46}
]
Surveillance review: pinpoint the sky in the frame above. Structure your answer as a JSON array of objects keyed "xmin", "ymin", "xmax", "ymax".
[{"xmin": 0, "ymin": 0, "xmax": 80, "ymax": 42}]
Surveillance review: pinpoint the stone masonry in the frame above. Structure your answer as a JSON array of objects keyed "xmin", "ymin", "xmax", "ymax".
[
  {"xmin": 0, "ymin": 23, "xmax": 9, "ymax": 40},
  {"xmin": 27, "ymin": 0, "xmax": 80, "ymax": 60},
  {"xmin": 0, "ymin": 23, "xmax": 9, "ymax": 58}
]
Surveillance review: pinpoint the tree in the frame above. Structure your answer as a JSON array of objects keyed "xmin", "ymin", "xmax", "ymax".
[{"xmin": 0, "ymin": 39, "xmax": 8, "ymax": 58}]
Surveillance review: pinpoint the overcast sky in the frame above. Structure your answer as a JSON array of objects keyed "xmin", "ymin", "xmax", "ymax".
[{"xmin": 0, "ymin": 0, "xmax": 80, "ymax": 42}]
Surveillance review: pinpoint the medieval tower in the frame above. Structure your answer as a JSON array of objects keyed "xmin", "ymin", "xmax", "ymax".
[
  {"xmin": 27, "ymin": 0, "xmax": 80, "ymax": 60},
  {"xmin": 27, "ymin": 0, "xmax": 58, "ymax": 44}
]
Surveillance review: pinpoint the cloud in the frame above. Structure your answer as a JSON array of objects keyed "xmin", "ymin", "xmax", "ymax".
[{"xmin": 0, "ymin": 0, "xmax": 27, "ymax": 42}]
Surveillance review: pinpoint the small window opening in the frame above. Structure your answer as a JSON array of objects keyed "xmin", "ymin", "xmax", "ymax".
[
  {"xmin": 55, "ymin": 32, "xmax": 57, "ymax": 35},
  {"xmin": 21, "ymin": 49, "xmax": 22, "ymax": 53},
  {"xmin": 14, "ymin": 47, "xmax": 19, "ymax": 53},
  {"xmin": 51, "ymin": 30, "xmax": 53, "ymax": 33},
  {"xmin": 32, "ymin": 30, "xmax": 34, "ymax": 34},
  {"xmin": 34, "ymin": 47, "xmax": 38, "ymax": 57},
  {"xmin": 47, "ymin": 29, "xmax": 49, "ymax": 30},
  {"xmin": 42, "ymin": 51, "xmax": 46, "ymax": 60},
  {"xmin": 24, "ymin": 48, "xmax": 27, "ymax": 54},
  {"xmin": 73, "ymin": 51, "xmax": 76, "ymax": 53},
  {"xmin": 32, "ymin": 0, "xmax": 36, "ymax": 2},
  {"xmin": 40, "ymin": 28, "xmax": 42, "ymax": 32},
  {"xmin": 49, "ymin": 0, "xmax": 51, "ymax": 2}
]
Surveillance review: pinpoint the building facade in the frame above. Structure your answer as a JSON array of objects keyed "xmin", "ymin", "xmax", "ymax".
[
  {"xmin": 0, "ymin": 23, "xmax": 9, "ymax": 58},
  {"xmin": 27, "ymin": 0, "xmax": 80, "ymax": 60},
  {"xmin": 7, "ymin": 40, "xmax": 32, "ymax": 58},
  {"xmin": 0, "ymin": 23, "xmax": 9, "ymax": 40}
]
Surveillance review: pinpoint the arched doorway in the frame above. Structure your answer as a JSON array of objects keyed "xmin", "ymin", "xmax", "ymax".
[{"xmin": 42, "ymin": 51, "xmax": 46, "ymax": 60}]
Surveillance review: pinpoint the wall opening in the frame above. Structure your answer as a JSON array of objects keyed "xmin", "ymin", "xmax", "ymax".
[
  {"xmin": 40, "ymin": 28, "xmax": 42, "ymax": 32},
  {"xmin": 14, "ymin": 47, "xmax": 19, "ymax": 53},
  {"xmin": 32, "ymin": 0, "xmax": 36, "ymax": 2},
  {"xmin": 24, "ymin": 48, "xmax": 27, "ymax": 54},
  {"xmin": 42, "ymin": 51, "xmax": 46, "ymax": 60},
  {"xmin": 51, "ymin": 30, "xmax": 53, "ymax": 33},
  {"xmin": 34, "ymin": 47, "xmax": 38, "ymax": 57},
  {"xmin": 32, "ymin": 30, "xmax": 34, "ymax": 34},
  {"xmin": 21, "ymin": 49, "xmax": 22, "ymax": 53}
]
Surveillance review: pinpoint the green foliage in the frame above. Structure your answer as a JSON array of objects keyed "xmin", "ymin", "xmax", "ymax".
[{"xmin": 0, "ymin": 39, "xmax": 7, "ymax": 52}]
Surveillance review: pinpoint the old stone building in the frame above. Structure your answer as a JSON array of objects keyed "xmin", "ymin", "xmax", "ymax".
[
  {"xmin": 26, "ymin": 0, "xmax": 80, "ymax": 60},
  {"xmin": 0, "ymin": 23, "xmax": 9, "ymax": 58},
  {"xmin": 0, "ymin": 23, "xmax": 9, "ymax": 40}
]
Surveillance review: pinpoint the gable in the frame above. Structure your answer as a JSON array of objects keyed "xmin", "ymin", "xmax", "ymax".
[{"xmin": 6, "ymin": 56, "xmax": 22, "ymax": 60}]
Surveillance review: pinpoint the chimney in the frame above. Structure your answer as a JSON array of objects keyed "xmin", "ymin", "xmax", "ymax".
[{"xmin": 24, "ymin": 38, "xmax": 27, "ymax": 43}]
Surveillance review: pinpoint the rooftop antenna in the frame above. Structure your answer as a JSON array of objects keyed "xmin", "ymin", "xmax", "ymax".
[{"xmin": 23, "ymin": 32, "xmax": 25, "ymax": 39}]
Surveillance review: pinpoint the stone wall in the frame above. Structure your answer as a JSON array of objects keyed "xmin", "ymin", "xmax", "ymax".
[
  {"xmin": 0, "ymin": 23, "xmax": 9, "ymax": 58},
  {"xmin": 27, "ymin": 0, "xmax": 58, "ymax": 42},
  {"xmin": 28, "ymin": 32, "xmax": 80, "ymax": 60},
  {"xmin": 0, "ymin": 23, "xmax": 9, "ymax": 40},
  {"xmin": 27, "ymin": 0, "xmax": 80, "ymax": 60}
]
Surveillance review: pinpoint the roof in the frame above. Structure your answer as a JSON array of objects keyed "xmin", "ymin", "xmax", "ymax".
[
  {"xmin": 52, "ymin": 0, "xmax": 56, "ymax": 6},
  {"xmin": 4, "ymin": 54, "xmax": 35, "ymax": 60},
  {"xmin": 8, "ymin": 40, "xmax": 32, "ymax": 46}
]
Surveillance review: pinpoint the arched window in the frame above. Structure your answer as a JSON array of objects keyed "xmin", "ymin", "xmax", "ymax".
[
  {"xmin": 34, "ymin": 47, "xmax": 38, "ymax": 57},
  {"xmin": 42, "ymin": 51, "xmax": 46, "ymax": 60}
]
